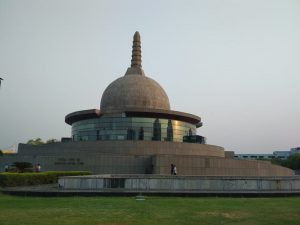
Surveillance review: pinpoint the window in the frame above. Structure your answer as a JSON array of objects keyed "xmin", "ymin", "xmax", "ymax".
[{"xmin": 72, "ymin": 116, "xmax": 197, "ymax": 143}]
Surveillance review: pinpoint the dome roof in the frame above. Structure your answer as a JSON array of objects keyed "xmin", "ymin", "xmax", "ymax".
[
  {"xmin": 100, "ymin": 32, "xmax": 170, "ymax": 114},
  {"xmin": 100, "ymin": 72, "xmax": 170, "ymax": 113}
]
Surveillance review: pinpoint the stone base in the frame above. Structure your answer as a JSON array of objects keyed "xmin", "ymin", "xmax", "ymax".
[
  {"xmin": 58, "ymin": 174, "xmax": 300, "ymax": 194},
  {"xmin": 0, "ymin": 141, "xmax": 294, "ymax": 176}
]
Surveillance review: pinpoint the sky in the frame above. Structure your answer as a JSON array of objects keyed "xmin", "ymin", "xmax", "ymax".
[{"xmin": 0, "ymin": 0, "xmax": 299, "ymax": 153}]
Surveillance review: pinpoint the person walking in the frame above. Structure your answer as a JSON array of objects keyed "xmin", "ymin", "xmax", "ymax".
[
  {"xmin": 173, "ymin": 165, "xmax": 177, "ymax": 175},
  {"xmin": 36, "ymin": 163, "xmax": 41, "ymax": 172}
]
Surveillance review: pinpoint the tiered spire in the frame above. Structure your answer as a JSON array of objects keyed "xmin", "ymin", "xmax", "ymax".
[
  {"xmin": 125, "ymin": 31, "xmax": 145, "ymax": 76},
  {"xmin": 131, "ymin": 31, "xmax": 142, "ymax": 68}
]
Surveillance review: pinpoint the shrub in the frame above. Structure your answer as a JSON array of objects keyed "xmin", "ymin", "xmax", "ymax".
[
  {"xmin": 271, "ymin": 154, "xmax": 300, "ymax": 170},
  {"xmin": 12, "ymin": 162, "xmax": 33, "ymax": 173},
  {"xmin": 0, "ymin": 171, "xmax": 91, "ymax": 187},
  {"xmin": 286, "ymin": 153, "xmax": 300, "ymax": 170}
]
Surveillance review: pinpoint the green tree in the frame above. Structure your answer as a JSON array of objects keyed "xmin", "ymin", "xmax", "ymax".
[
  {"xmin": 12, "ymin": 162, "xmax": 33, "ymax": 173},
  {"xmin": 0, "ymin": 150, "xmax": 3, "ymax": 156},
  {"xmin": 271, "ymin": 154, "xmax": 300, "ymax": 170},
  {"xmin": 46, "ymin": 138, "xmax": 58, "ymax": 144},
  {"xmin": 271, "ymin": 157, "xmax": 287, "ymax": 167},
  {"xmin": 26, "ymin": 138, "xmax": 45, "ymax": 145},
  {"xmin": 286, "ymin": 154, "xmax": 300, "ymax": 170}
]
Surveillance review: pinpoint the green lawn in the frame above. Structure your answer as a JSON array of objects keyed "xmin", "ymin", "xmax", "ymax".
[{"xmin": 0, "ymin": 193, "xmax": 300, "ymax": 225}]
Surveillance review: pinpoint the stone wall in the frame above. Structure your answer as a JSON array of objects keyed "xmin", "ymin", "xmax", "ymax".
[
  {"xmin": 0, "ymin": 153, "xmax": 152, "ymax": 174},
  {"xmin": 0, "ymin": 141, "xmax": 294, "ymax": 176},
  {"xmin": 0, "ymin": 141, "xmax": 224, "ymax": 173},
  {"xmin": 16, "ymin": 141, "xmax": 225, "ymax": 157},
  {"xmin": 154, "ymin": 155, "xmax": 294, "ymax": 176},
  {"xmin": 59, "ymin": 174, "xmax": 300, "ymax": 193}
]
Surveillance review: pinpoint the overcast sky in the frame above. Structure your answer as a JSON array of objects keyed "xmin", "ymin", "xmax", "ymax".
[{"xmin": 0, "ymin": 0, "xmax": 299, "ymax": 153}]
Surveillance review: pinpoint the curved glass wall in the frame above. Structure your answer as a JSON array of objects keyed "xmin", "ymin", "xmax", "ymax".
[{"xmin": 71, "ymin": 116, "xmax": 196, "ymax": 142}]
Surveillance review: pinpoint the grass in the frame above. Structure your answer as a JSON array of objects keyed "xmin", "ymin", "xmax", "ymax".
[{"xmin": 0, "ymin": 193, "xmax": 300, "ymax": 225}]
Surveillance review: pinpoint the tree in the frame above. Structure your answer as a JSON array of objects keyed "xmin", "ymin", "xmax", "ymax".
[
  {"xmin": 26, "ymin": 138, "xmax": 45, "ymax": 145},
  {"xmin": 0, "ymin": 150, "xmax": 3, "ymax": 156},
  {"xmin": 271, "ymin": 154, "xmax": 300, "ymax": 170},
  {"xmin": 46, "ymin": 138, "xmax": 58, "ymax": 144},
  {"xmin": 286, "ymin": 154, "xmax": 300, "ymax": 170},
  {"xmin": 12, "ymin": 162, "xmax": 33, "ymax": 173},
  {"xmin": 271, "ymin": 158, "xmax": 287, "ymax": 167}
]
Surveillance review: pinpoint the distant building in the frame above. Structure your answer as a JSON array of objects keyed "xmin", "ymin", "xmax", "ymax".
[
  {"xmin": 291, "ymin": 147, "xmax": 300, "ymax": 154},
  {"xmin": 273, "ymin": 151, "xmax": 291, "ymax": 160},
  {"xmin": 235, "ymin": 147, "xmax": 300, "ymax": 160},
  {"xmin": 234, "ymin": 154, "xmax": 274, "ymax": 160}
]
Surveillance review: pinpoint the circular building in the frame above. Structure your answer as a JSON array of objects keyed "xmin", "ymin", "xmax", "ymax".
[
  {"xmin": 6, "ymin": 32, "xmax": 292, "ymax": 177},
  {"xmin": 65, "ymin": 32, "xmax": 204, "ymax": 145},
  {"xmin": 60, "ymin": 32, "xmax": 292, "ymax": 176}
]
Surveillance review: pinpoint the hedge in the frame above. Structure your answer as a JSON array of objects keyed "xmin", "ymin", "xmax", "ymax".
[{"xmin": 0, "ymin": 171, "xmax": 91, "ymax": 187}]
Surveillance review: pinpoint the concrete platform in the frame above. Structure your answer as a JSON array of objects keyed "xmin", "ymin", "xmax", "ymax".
[
  {"xmin": 58, "ymin": 174, "xmax": 300, "ymax": 191},
  {"xmin": 2, "ymin": 174, "xmax": 300, "ymax": 197}
]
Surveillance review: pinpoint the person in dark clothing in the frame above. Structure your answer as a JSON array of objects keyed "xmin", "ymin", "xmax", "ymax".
[{"xmin": 171, "ymin": 164, "xmax": 174, "ymax": 175}]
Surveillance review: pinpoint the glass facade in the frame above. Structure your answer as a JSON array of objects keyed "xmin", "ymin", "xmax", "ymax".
[{"xmin": 72, "ymin": 115, "xmax": 197, "ymax": 142}]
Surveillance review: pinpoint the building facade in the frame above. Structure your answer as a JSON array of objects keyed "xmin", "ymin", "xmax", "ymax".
[
  {"xmin": 0, "ymin": 32, "xmax": 294, "ymax": 176},
  {"xmin": 235, "ymin": 147, "xmax": 300, "ymax": 160}
]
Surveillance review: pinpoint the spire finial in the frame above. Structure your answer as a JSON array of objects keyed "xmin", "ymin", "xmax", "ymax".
[
  {"xmin": 131, "ymin": 31, "xmax": 142, "ymax": 68},
  {"xmin": 125, "ymin": 32, "xmax": 145, "ymax": 76}
]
